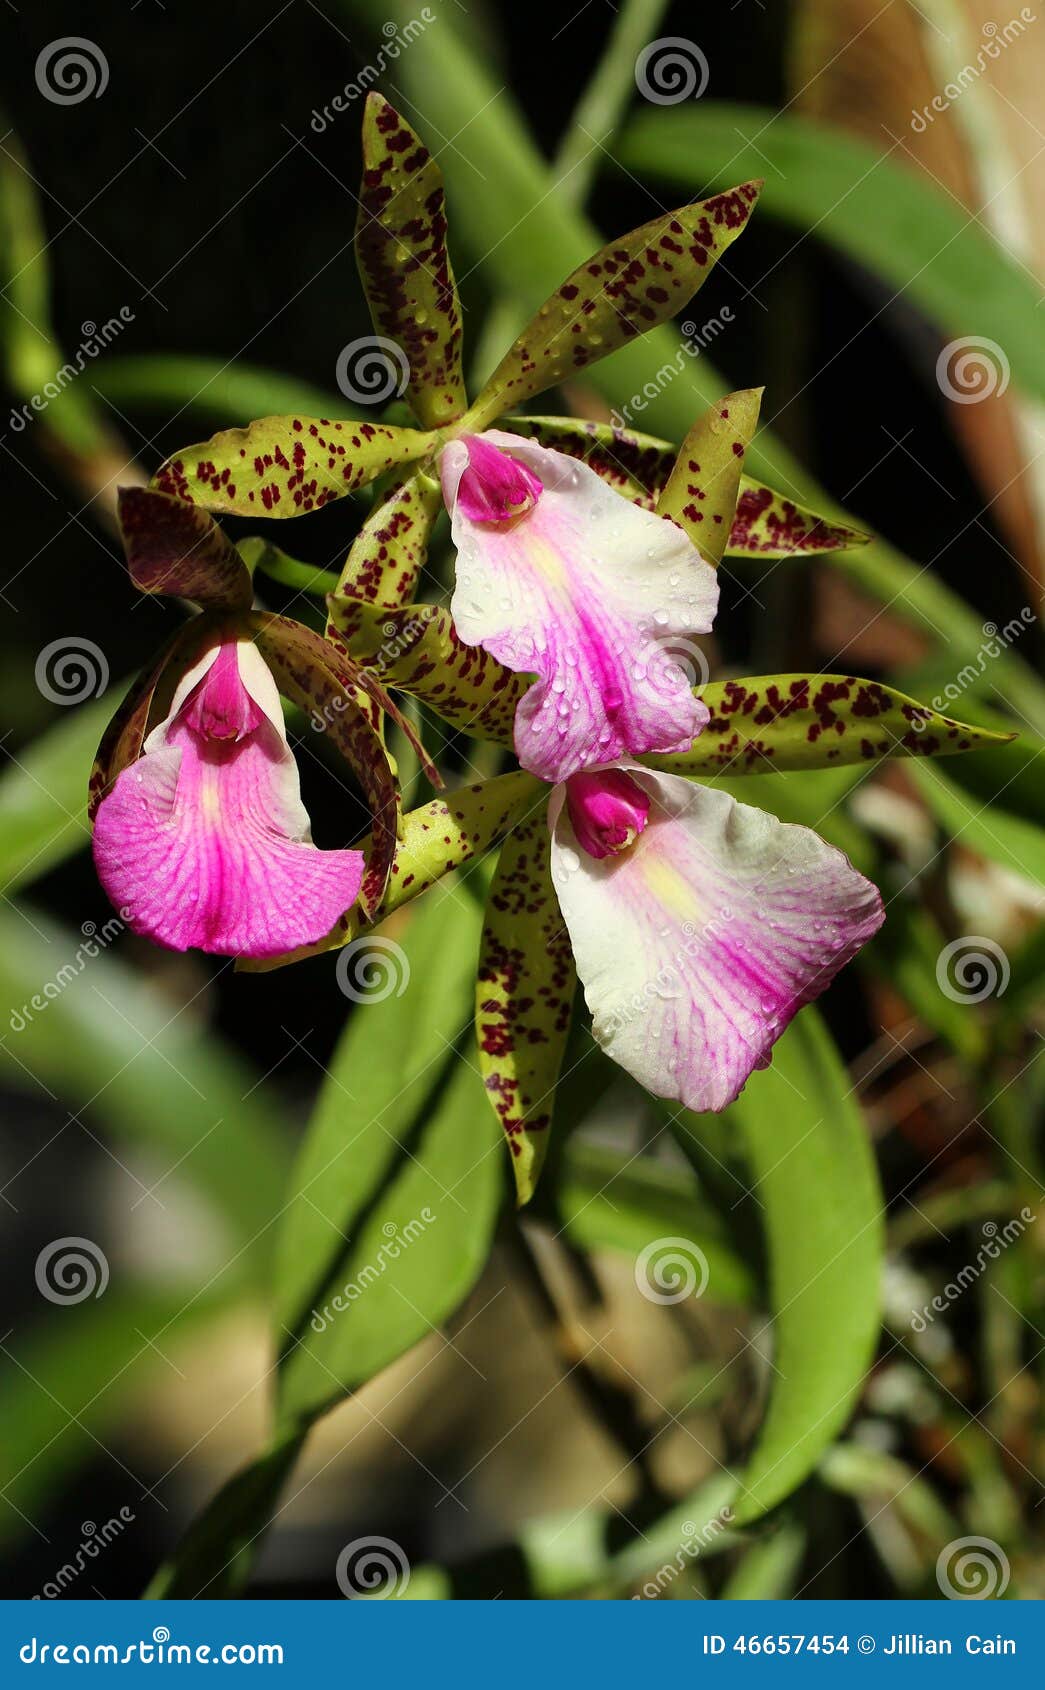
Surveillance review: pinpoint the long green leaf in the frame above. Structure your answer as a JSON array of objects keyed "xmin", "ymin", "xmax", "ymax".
[{"xmin": 275, "ymin": 891, "xmax": 503, "ymax": 1423}]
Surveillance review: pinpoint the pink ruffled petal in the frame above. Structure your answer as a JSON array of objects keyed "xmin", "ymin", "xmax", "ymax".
[
  {"xmin": 442, "ymin": 431, "xmax": 719, "ymax": 783},
  {"xmin": 550, "ymin": 766, "xmax": 883, "ymax": 1111},
  {"xmin": 93, "ymin": 640, "xmax": 364, "ymax": 958}
]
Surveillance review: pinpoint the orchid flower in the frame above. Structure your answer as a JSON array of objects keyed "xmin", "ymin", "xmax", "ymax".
[
  {"xmin": 89, "ymin": 490, "xmax": 431, "ymax": 958},
  {"xmin": 150, "ymin": 97, "xmax": 867, "ymax": 777}
]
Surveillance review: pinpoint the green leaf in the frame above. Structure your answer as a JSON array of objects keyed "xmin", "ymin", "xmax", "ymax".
[
  {"xmin": 1, "ymin": 688, "xmax": 119, "ymax": 892},
  {"xmin": 621, "ymin": 103, "xmax": 1045, "ymax": 404},
  {"xmin": 96, "ymin": 355, "xmax": 345, "ymax": 424},
  {"xmin": 477, "ymin": 814, "xmax": 575, "ymax": 1205},
  {"xmin": 356, "ymin": 96, "xmax": 466, "ymax": 428},
  {"xmin": 910, "ymin": 759, "xmax": 1045, "ymax": 890},
  {"xmin": 700, "ymin": 1009, "xmax": 883, "ymax": 1524},
  {"xmin": 467, "ymin": 181, "xmax": 763, "ymax": 430},
  {"xmin": 145, "ymin": 1431, "xmax": 306, "ymax": 1599},
  {"xmin": 649, "ymin": 675, "xmax": 1012, "ymax": 778},
  {"xmin": 721, "ymin": 1522, "xmax": 807, "ymax": 1600},
  {"xmin": 274, "ymin": 892, "xmax": 503, "ymax": 1423},
  {"xmin": 154, "ymin": 415, "xmax": 431, "ymax": 517},
  {"xmin": 0, "ymin": 902, "xmax": 289, "ymax": 1256},
  {"xmin": 657, "ymin": 388, "xmax": 762, "ymax": 566},
  {"xmin": 556, "ymin": 1141, "xmax": 756, "ymax": 1305}
]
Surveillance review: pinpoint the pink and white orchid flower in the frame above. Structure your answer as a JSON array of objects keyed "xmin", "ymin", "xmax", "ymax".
[
  {"xmin": 93, "ymin": 638, "xmax": 365, "ymax": 958},
  {"xmin": 440, "ymin": 430, "xmax": 719, "ymax": 786},
  {"xmin": 547, "ymin": 762, "xmax": 884, "ymax": 1112}
]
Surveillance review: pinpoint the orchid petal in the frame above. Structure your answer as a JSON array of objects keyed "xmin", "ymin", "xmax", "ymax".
[
  {"xmin": 443, "ymin": 430, "xmax": 719, "ymax": 782},
  {"xmin": 549, "ymin": 766, "xmax": 884, "ymax": 1112},
  {"xmin": 117, "ymin": 487, "xmax": 252, "ymax": 609},
  {"xmin": 93, "ymin": 641, "xmax": 365, "ymax": 958},
  {"xmin": 657, "ymin": 389, "xmax": 762, "ymax": 567},
  {"xmin": 467, "ymin": 183, "xmax": 763, "ymax": 430},
  {"xmin": 356, "ymin": 96, "xmax": 467, "ymax": 428},
  {"xmin": 477, "ymin": 812, "xmax": 576, "ymax": 1205},
  {"xmin": 332, "ymin": 467, "xmax": 442, "ymax": 609},
  {"xmin": 648, "ymin": 675, "xmax": 1015, "ymax": 777},
  {"xmin": 154, "ymin": 416, "xmax": 431, "ymax": 518}
]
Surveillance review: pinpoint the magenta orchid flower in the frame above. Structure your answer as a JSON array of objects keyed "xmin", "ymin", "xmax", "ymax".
[
  {"xmin": 89, "ymin": 489, "xmax": 430, "ymax": 960},
  {"xmin": 94, "ymin": 638, "xmax": 366, "ymax": 958},
  {"xmin": 546, "ymin": 761, "xmax": 883, "ymax": 1112},
  {"xmin": 439, "ymin": 430, "xmax": 718, "ymax": 782}
]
